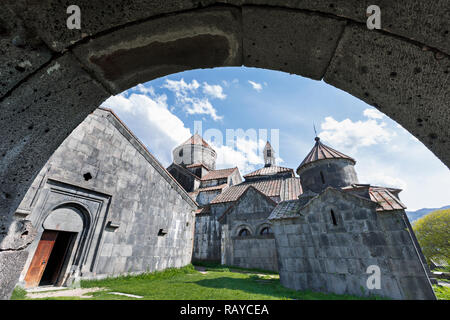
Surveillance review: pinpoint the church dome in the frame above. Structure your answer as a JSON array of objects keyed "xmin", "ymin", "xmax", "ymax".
[
  {"xmin": 296, "ymin": 137, "xmax": 355, "ymax": 174},
  {"xmin": 172, "ymin": 134, "xmax": 217, "ymax": 170},
  {"xmin": 297, "ymin": 137, "xmax": 358, "ymax": 193}
]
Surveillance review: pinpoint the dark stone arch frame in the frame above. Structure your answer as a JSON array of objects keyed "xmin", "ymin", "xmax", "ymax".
[{"xmin": 0, "ymin": 1, "xmax": 448, "ymax": 299}]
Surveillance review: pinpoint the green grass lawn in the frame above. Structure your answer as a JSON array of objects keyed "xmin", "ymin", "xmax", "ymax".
[{"xmin": 12, "ymin": 264, "xmax": 389, "ymax": 300}]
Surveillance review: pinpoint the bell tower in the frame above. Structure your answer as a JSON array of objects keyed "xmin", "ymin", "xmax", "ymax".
[{"xmin": 264, "ymin": 141, "xmax": 276, "ymax": 167}]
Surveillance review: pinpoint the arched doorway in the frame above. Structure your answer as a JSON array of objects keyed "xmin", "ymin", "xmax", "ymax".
[{"xmin": 24, "ymin": 205, "xmax": 86, "ymax": 288}]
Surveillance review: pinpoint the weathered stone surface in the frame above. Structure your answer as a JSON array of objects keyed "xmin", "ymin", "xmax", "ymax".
[
  {"xmin": 0, "ymin": 220, "xmax": 37, "ymax": 251},
  {"xmin": 0, "ymin": 4, "xmax": 52, "ymax": 99},
  {"xmin": 242, "ymin": 7, "xmax": 346, "ymax": 79},
  {"xmin": 73, "ymin": 7, "xmax": 242, "ymax": 93},
  {"xmin": 324, "ymin": 24, "xmax": 450, "ymax": 167},
  {"xmin": 270, "ymin": 188, "xmax": 436, "ymax": 300},
  {"xmin": 0, "ymin": 54, "xmax": 109, "ymax": 227},
  {"xmin": 16, "ymin": 108, "xmax": 196, "ymax": 286},
  {"xmin": 228, "ymin": 0, "xmax": 450, "ymax": 55},
  {"xmin": 9, "ymin": 0, "xmax": 220, "ymax": 52},
  {"xmin": 11, "ymin": 1, "xmax": 450, "ymax": 56},
  {"xmin": 0, "ymin": 251, "xmax": 28, "ymax": 300}
]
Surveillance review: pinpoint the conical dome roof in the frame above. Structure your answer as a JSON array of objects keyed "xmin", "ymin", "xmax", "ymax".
[
  {"xmin": 297, "ymin": 137, "xmax": 355, "ymax": 173},
  {"xmin": 180, "ymin": 133, "xmax": 212, "ymax": 149}
]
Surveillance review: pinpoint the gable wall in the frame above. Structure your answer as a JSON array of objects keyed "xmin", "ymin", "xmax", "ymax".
[
  {"xmin": 271, "ymin": 189, "xmax": 435, "ymax": 299},
  {"xmin": 221, "ymin": 188, "xmax": 278, "ymax": 271}
]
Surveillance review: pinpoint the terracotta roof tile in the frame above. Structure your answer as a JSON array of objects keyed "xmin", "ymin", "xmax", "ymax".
[
  {"xmin": 201, "ymin": 167, "xmax": 238, "ymax": 181},
  {"xmin": 196, "ymin": 183, "xmax": 229, "ymax": 192},
  {"xmin": 243, "ymin": 165, "xmax": 294, "ymax": 178},
  {"xmin": 368, "ymin": 186, "xmax": 406, "ymax": 211},
  {"xmin": 342, "ymin": 184, "xmax": 406, "ymax": 212},
  {"xmin": 181, "ymin": 133, "xmax": 212, "ymax": 148},
  {"xmin": 210, "ymin": 177, "xmax": 302, "ymax": 204}
]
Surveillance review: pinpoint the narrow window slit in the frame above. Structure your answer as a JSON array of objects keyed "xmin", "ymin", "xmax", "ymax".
[{"xmin": 330, "ymin": 209, "xmax": 337, "ymax": 226}]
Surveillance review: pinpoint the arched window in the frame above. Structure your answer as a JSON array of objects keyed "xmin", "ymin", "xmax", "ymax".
[
  {"xmin": 179, "ymin": 149, "xmax": 183, "ymax": 157},
  {"xmin": 330, "ymin": 209, "xmax": 337, "ymax": 226},
  {"xmin": 238, "ymin": 228, "xmax": 250, "ymax": 237},
  {"xmin": 260, "ymin": 227, "xmax": 273, "ymax": 235}
]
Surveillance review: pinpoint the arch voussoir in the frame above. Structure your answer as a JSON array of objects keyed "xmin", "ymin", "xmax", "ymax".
[{"xmin": 324, "ymin": 23, "xmax": 450, "ymax": 166}]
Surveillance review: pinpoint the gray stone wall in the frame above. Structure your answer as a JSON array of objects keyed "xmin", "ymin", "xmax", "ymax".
[
  {"xmin": 16, "ymin": 108, "xmax": 196, "ymax": 285},
  {"xmin": 271, "ymin": 188, "xmax": 436, "ymax": 300},
  {"xmin": 299, "ymin": 159, "xmax": 358, "ymax": 193},
  {"xmin": 192, "ymin": 212, "xmax": 222, "ymax": 261},
  {"xmin": 231, "ymin": 237, "xmax": 278, "ymax": 272},
  {"xmin": 197, "ymin": 190, "xmax": 221, "ymax": 207},
  {"xmin": 220, "ymin": 187, "xmax": 278, "ymax": 271},
  {"xmin": 192, "ymin": 202, "xmax": 231, "ymax": 262}
]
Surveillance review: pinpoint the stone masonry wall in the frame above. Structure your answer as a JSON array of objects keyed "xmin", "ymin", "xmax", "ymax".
[
  {"xmin": 220, "ymin": 188, "xmax": 278, "ymax": 271},
  {"xmin": 271, "ymin": 189, "xmax": 436, "ymax": 300},
  {"xmin": 16, "ymin": 108, "xmax": 196, "ymax": 283}
]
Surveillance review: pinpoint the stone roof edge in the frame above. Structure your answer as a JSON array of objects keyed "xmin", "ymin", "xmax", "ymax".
[
  {"xmin": 168, "ymin": 162, "xmax": 201, "ymax": 181},
  {"xmin": 303, "ymin": 186, "xmax": 377, "ymax": 212},
  {"xmin": 218, "ymin": 185, "xmax": 277, "ymax": 222},
  {"xmin": 243, "ymin": 165, "xmax": 294, "ymax": 178},
  {"xmin": 269, "ymin": 186, "xmax": 378, "ymax": 221},
  {"xmin": 296, "ymin": 157, "xmax": 356, "ymax": 175},
  {"xmin": 201, "ymin": 167, "xmax": 239, "ymax": 181},
  {"xmin": 97, "ymin": 107, "xmax": 198, "ymax": 209}
]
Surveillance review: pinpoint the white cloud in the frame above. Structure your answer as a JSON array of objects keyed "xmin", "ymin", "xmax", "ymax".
[
  {"xmin": 319, "ymin": 116, "xmax": 395, "ymax": 153},
  {"xmin": 202, "ymin": 82, "xmax": 226, "ymax": 100},
  {"xmin": 363, "ymin": 108, "xmax": 384, "ymax": 119},
  {"xmin": 162, "ymin": 78, "xmax": 223, "ymax": 121},
  {"xmin": 162, "ymin": 78, "xmax": 199, "ymax": 97},
  {"xmin": 100, "ymin": 91, "xmax": 191, "ymax": 166},
  {"xmin": 248, "ymin": 80, "xmax": 263, "ymax": 92},
  {"xmin": 183, "ymin": 97, "xmax": 223, "ymax": 121},
  {"xmin": 212, "ymin": 138, "xmax": 267, "ymax": 174}
]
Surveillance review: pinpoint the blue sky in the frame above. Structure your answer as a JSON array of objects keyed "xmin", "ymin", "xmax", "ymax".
[{"xmin": 101, "ymin": 67, "xmax": 450, "ymax": 211}]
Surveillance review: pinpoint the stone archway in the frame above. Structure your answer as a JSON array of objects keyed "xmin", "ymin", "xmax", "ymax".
[{"xmin": 0, "ymin": 1, "xmax": 448, "ymax": 299}]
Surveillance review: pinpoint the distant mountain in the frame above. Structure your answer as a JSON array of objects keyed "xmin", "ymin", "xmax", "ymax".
[{"xmin": 406, "ymin": 205, "xmax": 450, "ymax": 222}]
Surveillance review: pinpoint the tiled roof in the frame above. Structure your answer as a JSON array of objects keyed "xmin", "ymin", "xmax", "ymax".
[
  {"xmin": 186, "ymin": 163, "xmax": 208, "ymax": 169},
  {"xmin": 268, "ymin": 198, "xmax": 310, "ymax": 220},
  {"xmin": 243, "ymin": 165, "xmax": 294, "ymax": 178},
  {"xmin": 342, "ymin": 184, "xmax": 406, "ymax": 212},
  {"xmin": 210, "ymin": 177, "xmax": 302, "ymax": 204},
  {"xmin": 181, "ymin": 133, "xmax": 212, "ymax": 149},
  {"xmin": 368, "ymin": 186, "xmax": 406, "ymax": 211},
  {"xmin": 297, "ymin": 137, "xmax": 355, "ymax": 172},
  {"xmin": 218, "ymin": 186, "xmax": 278, "ymax": 221},
  {"xmin": 201, "ymin": 167, "xmax": 238, "ymax": 181},
  {"xmin": 196, "ymin": 183, "xmax": 229, "ymax": 192}
]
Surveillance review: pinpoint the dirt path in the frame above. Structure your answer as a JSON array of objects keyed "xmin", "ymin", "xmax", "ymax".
[{"xmin": 27, "ymin": 287, "xmax": 104, "ymax": 299}]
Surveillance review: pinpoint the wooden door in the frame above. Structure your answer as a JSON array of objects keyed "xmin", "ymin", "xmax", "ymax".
[{"xmin": 24, "ymin": 230, "xmax": 58, "ymax": 288}]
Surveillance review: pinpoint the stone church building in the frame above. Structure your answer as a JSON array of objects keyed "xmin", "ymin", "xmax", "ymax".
[
  {"xmin": 14, "ymin": 108, "xmax": 197, "ymax": 288},
  {"xmin": 169, "ymin": 135, "xmax": 435, "ymax": 299},
  {"xmin": 13, "ymin": 108, "xmax": 435, "ymax": 299},
  {"xmin": 268, "ymin": 137, "xmax": 435, "ymax": 299},
  {"xmin": 169, "ymin": 138, "xmax": 302, "ymax": 271}
]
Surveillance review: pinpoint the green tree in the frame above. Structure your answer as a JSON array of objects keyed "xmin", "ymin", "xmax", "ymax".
[{"xmin": 413, "ymin": 209, "xmax": 450, "ymax": 265}]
